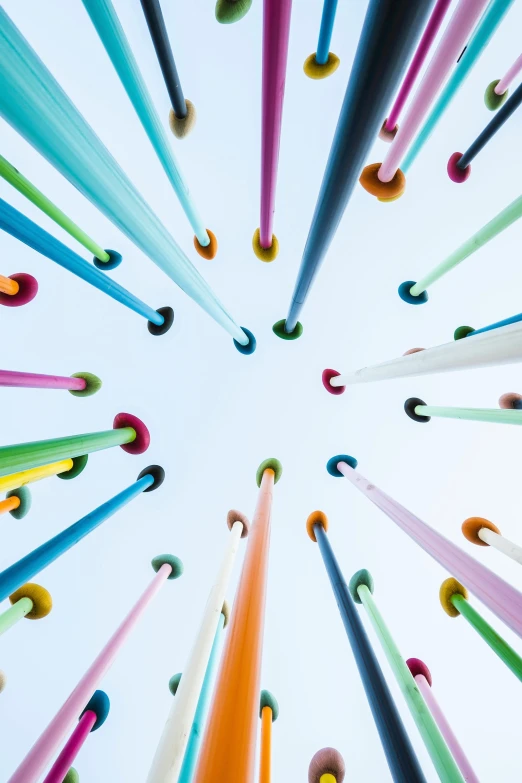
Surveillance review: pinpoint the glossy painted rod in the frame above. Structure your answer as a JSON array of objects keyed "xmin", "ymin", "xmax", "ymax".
[
  {"xmin": 43, "ymin": 711, "xmax": 97, "ymax": 783},
  {"xmin": 384, "ymin": 0, "xmax": 453, "ymax": 134},
  {"xmin": 463, "ymin": 516, "xmax": 522, "ymax": 567},
  {"xmin": 0, "ymin": 470, "xmax": 159, "ymax": 601},
  {"xmin": 496, "ymin": 53, "xmax": 522, "ymax": 94},
  {"xmin": 0, "ymin": 200, "xmax": 165, "ymax": 327},
  {"xmin": 0, "ymin": 274, "xmax": 18, "ymax": 295},
  {"xmin": 456, "ymin": 309, "xmax": 522, "ymax": 340},
  {"xmin": 0, "ymin": 155, "xmax": 110, "ymax": 263},
  {"xmin": 7, "ymin": 559, "xmax": 181, "ymax": 783},
  {"xmin": 407, "ymin": 659, "xmax": 479, "ymax": 783},
  {"xmin": 332, "ymin": 458, "xmax": 522, "ymax": 639},
  {"xmin": 0, "ymin": 495, "xmax": 20, "ymax": 516},
  {"xmin": 259, "ymin": 709, "xmax": 272, "ymax": 783},
  {"xmin": 316, "ymin": 0, "xmax": 339, "ymax": 65},
  {"xmin": 147, "ymin": 512, "xmax": 247, "ymax": 783},
  {"xmin": 408, "ymin": 401, "xmax": 522, "ymax": 426},
  {"xmin": 402, "ymin": 0, "xmax": 516, "ymax": 173},
  {"xmin": 0, "ymin": 460, "xmax": 74, "ymax": 494},
  {"xmin": 0, "ymin": 370, "xmax": 86, "ymax": 392},
  {"xmin": 280, "ymin": 0, "xmax": 432, "ymax": 334},
  {"xmin": 355, "ymin": 579, "xmax": 464, "ymax": 782},
  {"xmin": 0, "ymin": 596, "xmax": 33, "ymax": 636},
  {"xmin": 310, "ymin": 517, "xmax": 427, "ymax": 782}
]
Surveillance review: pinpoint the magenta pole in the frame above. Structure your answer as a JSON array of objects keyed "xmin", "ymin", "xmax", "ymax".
[
  {"xmin": 327, "ymin": 455, "xmax": 522, "ymax": 639},
  {"xmin": 42, "ymin": 711, "xmax": 96, "ymax": 783},
  {"xmin": 258, "ymin": 0, "xmax": 293, "ymax": 251},
  {"xmin": 406, "ymin": 659, "xmax": 479, "ymax": 783},
  {"xmin": 8, "ymin": 557, "xmax": 182, "ymax": 783},
  {"xmin": 383, "ymin": 0, "xmax": 452, "ymax": 136}
]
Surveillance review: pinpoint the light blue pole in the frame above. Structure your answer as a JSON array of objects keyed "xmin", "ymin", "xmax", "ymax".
[
  {"xmin": 0, "ymin": 199, "xmax": 164, "ymax": 326},
  {"xmin": 0, "ymin": 473, "xmax": 154, "ymax": 602},
  {"xmin": 316, "ymin": 0, "xmax": 339, "ymax": 65},
  {"xmin": 178, "ymin": 613, "xmax": 225, "ymax": 783},
  {"xmin": 80, "ymin": 0, "xmax": 209, "ymax": 247},
  {"xmin": 463, "ymin": 310, "xmax": 522, "ymax": 339},
  {"xmin": 402, "ymin": 0, "xmax": 515, "ymax": 173}
]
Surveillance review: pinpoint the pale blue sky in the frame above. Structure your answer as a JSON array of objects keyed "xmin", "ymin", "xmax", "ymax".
[{"xmin": 1, "ymin": 1, "xmax": 522, "ymax": 780}]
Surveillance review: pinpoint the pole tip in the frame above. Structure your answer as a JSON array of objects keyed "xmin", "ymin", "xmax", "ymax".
[
  {"xmin": 215, "ymin": 0, "xmax": 252, "ymax": 24},
  {"xmin": 359, "ymin": 163, "xmax": 405, "ymax": 200},
  {"xmin": 227, "ymin": 509, "xmax": 250, "ymax": 538},
  {"xmin": 252, "ymin": 229, "xmax": 279, "ymax": 262},
  {"xmin": 93, "ymin": 249, "xmax": 122, "ymax": 271},
  {"xmin": 309, "ymin": 748, "xmax": 345, "ymax": 783},
  {"xmin": 81, "ymin": 690, "xmax": 110, "ymax": 731},
  {"xmin": 9, "ymin": 583, "xmax": 52, "ymax": 619},
  {"xmin": 6, "ymin": 485, "xmax": 32, "ymax": 519},
  {"xmin": 440, "ymin": 577, "xmax": 468, "ymax": 617},
  {"xmin": 68, "ymin": 372, "xmax": 102, "ymax": 398},
  {"xmin": 484, "ymin": 80, "xmax": 507, "ymax": 111},
  {"xmin": 326, "ymin": 455, "xmax": 357, "ymax": 477},
  {"xmin": 406, "ymin": 657, "xmax": 432, "ymax": 686},
  {"xmin": 169, "ymin": 673, "xmax": 182, "ymax": 696},
  {"xmin": 233, "ymin": 327, "xmax": 257, "ymax": 355},
  {"xmin": 462, "ymin": 516, "xmax": 500, "ymax": 545},
  {"xmin": 272, "ymin": 318, "xmax": 303, "ymax": 340},
  {"xmin": 148, "ymin": 306, "xmax": 175, "ymax": 337},
  {"xmin": 404, "ymin": 397, "xmax": 430, "ymax": 423},
  {"xmin": 379, "ymin": 119, "xmax": 398, "ymax": 142},
  {"xmin": 256, "ymin": 458, "xmax": 282, "ymax": 487},
  {"xmin": 137, "ymin": 465, "xmax": 165, "ymax": 492},
  {"xmin": 169, "ymin": 100, "xmax": 197, "ymax": 138},
  {"xmin": 260, "ymin": 689, "xmax": 279, "ymax": 721},
  {"xmin": 348, "ymin": 569, "xmax": 374, "ymax": 603},
  {"xmin": 303, "ymin": 53, "xmax": 340, "ymax": 80},
  {"xmin": 0, "ymin": 273, "xmax": 38, "ymax": 307},
  {"xmin": 447, "ymin": 152, "xmax": 470, "ymax": 184},
  {"xmin": 113, "ymin": 413, "xmax": 150, "ymax": 454},
  {"xmin": 499, "ymin": 392, "xmax": 522, "ymax": 410},
  {"xmin": 63, "ymin": 768, "xmax": 80, "ymax": 783},
  {"xmin": 194, "ymin": 228, "xmax": 217, "ymax": 260},
  {"xmin": 306, "ymin": 510, "xmax": 328, "ymax": 542},
  {"xmin": 322, "ymin": 369, "xmax": 345, "ymax": 395},
  {"xmin": 398, "ymin": 281, "xmax": 428, "ymax": 305},
  {"xmin": 151, "ymin": 554, "xmax": 184, "ymax": 580}
]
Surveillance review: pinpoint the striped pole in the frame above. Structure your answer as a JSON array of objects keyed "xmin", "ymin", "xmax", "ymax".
[
  {"xmin": 0, "ymin": 487, "xmax": 31, "ymax": 520},
  {"xmin": 486, "ymin": 52, "xmax": 522, "ymax": 109},
  {"xmin": 403, "ymin": 396, "xmax": 522, "ymax": 427},
  {"xmin": 0, "ymin": 155, "xmax": 120, "ymax": 269},
  {"xmin": 303, "ymin": 0, "xmax": 340, "ymax": 80},
  {"xmin": 252, "ymin": 0, "xmax": 292, "ymax": 262},
  {"xmin": 193, "ymin": 459, "xmax": 282, "ymax": 783},
  {"xmin": 308, "ymin": 748, "xmax": 345, "ymax": 783},
  {"xmin": 0, "ymin": 458, "xmax": 88, "ymax": 494},
  {"xmin": 0, "ymin": 369, "xmax": 101, "ymax": 396},
  {"xmin": 0, "ymin": 412, "xmax": 149, "ymax": 478},
  {"xmin": 406, "ymin": 659, "xmax": 479, "ymax": 783},
  {"xmin": 322, "ymin": 319, "xmax": 522, "ymax": 389},
  {"xmin": 0, "ymin": 583, "xmax": 51, "ymax": 637},
  {"xmin": 81, "ymin": 0, "xmax": 213, "ymax": 256},
  {"xmin": 42, "ymin": 692, "xmax": 110, "ymax": 783},
  {"xmin": 259, "ymin": 691, "xmax": 278, "ymax": 783},
  {"xmin": 272, "ymin": 0, "xmax": 433, "ymax": 339},
  {"xmin": 327, "ymin": 455, "xmax": 522, "ymax": 640},
  {"xmin": 0, "ymin": 200, "xmax": 173, "ymax": 335},
  {"xmin": 360, "ymin": 0, "xmax": 489, "ymax": 200},
  {"xmin": 0, "ymin": 271, "xmax": 38, "ymax": 307},
  {"xmin": 0, "ymin": 466, "xmax": 164, "ymax": 602},
  {"xmin": 139, "ymin": 0, "xmax": 196, "ymax": 139},
  {"xmin": 440, "ymin": 578, "xmax": 522, "ymax": 681},
  {"xmin": 307, "ymin": 511, "xmax": 426, "ymax": 782},
  {"xmin": 462, "ymin": 516, "xmax": 522, "ymax": 567},
  {"xmin": 381, "ymin": 0, "xmax": 453, "ymax": 141},
  {"xmin": 398, "ymin": 194, "xmax": 522, "ymax": 304},
  {"xmin": 147, "ymin": 510, "xmax": 249, "ymax": 782},
  {"xmin": 448, "ymin": 82, "xmax": 522, "ymax": 182},
  {"xmin": 7, "ymin": 556, "xmax": 183, "ymax": 783},
  {"xmin": 402, "ymin": 0, "xmax": 516, "ymax": 174},
  {"xmin": 350, "ymin": 570, "xmax": 465, "ymax": 782}
]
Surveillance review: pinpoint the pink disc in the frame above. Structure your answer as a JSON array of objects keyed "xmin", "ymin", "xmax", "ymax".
[
  {"xmin": 0, "ymin": 273, "xmax": 38, "ymax": 307},
  {"xmin": 447, "ymin": 152, "xmax": 470, "ymax": 183},
  {"xmin": 403, "ymin": 347, "xmax": 425, "ymax": 356},
  {"xmin": 498, "ymin": 392, "xmax": 522, "ymax": 409},
  {"xmin": 113, "ymin": 413, "xmax": 150, "ymax": 454},
  {"xmin": 322, "ymin": 369, "xmax": 345, "ymax": 395}
]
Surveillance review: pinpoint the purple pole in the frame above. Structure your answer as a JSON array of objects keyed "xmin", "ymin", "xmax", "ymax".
[
  {"xmin": 0, "ymin": 370, "xmax": 86, "ymax": 392},
  {"xmin": 42, "ymin": 711, "xmax": 96, "ymax": 783}
]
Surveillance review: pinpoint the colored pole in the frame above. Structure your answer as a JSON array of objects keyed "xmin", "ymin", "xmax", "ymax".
[
  {"xmin": 0, "ymin": 495, "xmax": 20, "ymax": 516},
  {"xmin": 328, "ymin": 456, "xmax": 522, "ymax": 640},
  {"xmin": 147, "ymin": 509, "xmax": 249, "ymax": 782},
  {"xmin": 0, "ymin": 412, "xmax": 148, "ymax": 478},
  {"xmin": 308, "ymin": 748, "xmax": 345, "ymax": 783},
  {"xmin": 402, "ymin": 0, "xmax": 516, "ymax": 173},
  {"xmin": 81, "ymin": 0, "xmax": 210, "ymax": 250},
  {"xmin": 0, "ymin": 467, "xmax": 163, "ymax": 602},
  {"xmin": 253, "ymin": 0, "xmax": 292, "ymax": 259},
  {"xmin": 0, "ymin": 369, "xmax": 102, "ymax": 396},
  {"xmin": 0, "ymin": 274, "xmax": 19, "ymax": 295},
  {"xmin": 258, "ymin": 691, "xmax": 278, "ymax": 783},
  {"xmin": 193, "ymin": 459, "xmax": 282, "ymax": 783},
  {"xmin": 0, "ymin": 271, "xmax": 38, "ymax": 307},
  {"xmin": 0, "ymin": 10, "xmax": 249, "ymax": 346},
  {"xmin": 440, "ymin": 578, "xmax": 522, "ymax": 681},
  {"xmin": 325, "ymin": 319, "xmax": 522, "ymax": 387},
  {"xmin": 0, "ymin": 459, "xmax": 76, "ymax": 494},
  {"xmin": 404, "ymin": 397, "xmax": 522, "ymax": 426},
  {"xmin": 496, "ymin": 52, "xmax": 522, "ymax": 95},
  {"xmin": 178, "ymin": 610, "xmax": 227, "ymax": 783},
  {"xmin": 407, "ymin": 659, "xmax": 479, "ymax": 783},
  {"xmin": 276, "ymin": 0, "xmax": 432, "ymax": 336},
  {"xmin": 316, "ymin": 0, "xmax": 339, "ymax": 66},
  {"xmin": 0, "ymin": 582, "xmax": 52, "ymax": 637},
  {"xmin": 383, "ymin": 0, "xmax": 453, "ymax": 136},
  {"xmin": 455, "ymin": 309, "xmax": 522, "ymax": 340},
  {"xmin": 0, "ymin": 155, "xmax": 112, "ymax": 264},
  {"xmin": 463, "ymin": 516, "xmax": 522, "ymax": 567},
  {"xmin": 352, "ymin": 573, "xmax": 465, "ymax": 782},
  {"xmin": 0, "ymin": 200, "xmax": 168, "ymax": 331},
  {"xmin": 308, "ymin": 513, "xmax": 427, "ymax": 782},
  {"xmin": 7, "ymin": 556, "xmax": 183, "ymax": 783},
  {"xmin": 0, "ymin": 597, "xmax": 33, "ymax": 636}
]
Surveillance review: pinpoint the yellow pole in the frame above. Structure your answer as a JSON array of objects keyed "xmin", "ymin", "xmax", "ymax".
[{"xmin": 0, "ymin": 458, "xmax": 73, "ymax": 493}]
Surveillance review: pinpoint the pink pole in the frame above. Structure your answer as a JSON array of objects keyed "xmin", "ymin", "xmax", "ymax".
[
  {"xmin": 42, "ymin": 710, "xmax": 97, "ymax": 783},
  {"xmin": 495, "ymin": 53, "xmax": 522, "ymax": 95},
  {"xmin": 8, "ymin": 564, "xmax": 172, "ymax": 783},
  {"xmin": 259, "ymin": 0, "xmax": 293, "ymax": 249},
  {"xmin": 336, "ymin": 460, "xmax": 522, "ymax": 639},
  {"xmin": 378, "ymin": 0, "xmax": 489, "ymax": 182},
  {"xmin": 385, "ymin": 0, "xmax": 453, "ymax": 132},
  {"xmin": 410, "ymin": 669, "xmax": 479, "ymax": 783},
  {"xmin": 0, "ymin": 370, "xmax": 86, "ymax": 392}
]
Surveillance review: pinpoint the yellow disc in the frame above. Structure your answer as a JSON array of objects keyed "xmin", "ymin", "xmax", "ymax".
[
  {"xmin": 439, "ymin": 578, "xmax": 468, "ymax": 618},
  {"xmin": 9, "ymin": 583, "xmax": 52, "ymax": 619}
]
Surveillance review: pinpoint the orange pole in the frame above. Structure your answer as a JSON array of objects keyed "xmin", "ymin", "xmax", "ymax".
[
  {"xmin": 0, "ymin": 495, "xmax": 20, "ymax": 515},
  {"xmin": 194, "ymin": 460, "xmax": 280, "ymax": 783},
  {"xmin": 260, "ymin": 707, "xmax": 272, "ymax": 783},
  {"xmin": 0, "ymin": 274, "xmax": 19, "ymax": 295}
]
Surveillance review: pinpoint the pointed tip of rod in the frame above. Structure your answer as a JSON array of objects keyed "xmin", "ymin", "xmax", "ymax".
[
  {"xmin": 322, "ymin": 369, "xmax": 345, "ymax": 395},
  {"xmin": 348, "ymin": 569, "xmax": 374, "ymax": 603},
  {"xmin": 194, "ymin": 228, "xmax": 217, "ymax": 260},
  {"xmin": 303, "ymin": 53, "xmax": 340, "ymax": 80},
  {"xmin": 256, "ymin": 458, "xmax": 282, "ymax": 487},
  {"xmin": 406, "ymin": 658, "xmax": 432, "ymax": 686},
  {"xmin": 326, "ymin": 455, "xmax": 357, "ymax": 477},
  {"xmin": 462, "ymin": 516, "xmax": 500, "ymax": 545},
  {"xmin": 306, "ymin": 510, "xmax": 328, "ymax": 542},
  {"xmin": 260, "ymin": 689, "xmax": 279, "ymax": 720},
  {"xmin": 309, "ymin": 748, "xmax": 345, "ymax": 783},
  {"xmin": 169, "ymin": 100, "xmax": 197, "ymax": 138},
  {"xmin": 252, "ymin": 229, "xmax": 279, "ymax": 262},
  {"xmin": 272, "ymin": 319, "xmax": 303, "ymax": 340},
  {"xmin": 440, "ymin": 577, "xmax": 468, "ymax": 617}
]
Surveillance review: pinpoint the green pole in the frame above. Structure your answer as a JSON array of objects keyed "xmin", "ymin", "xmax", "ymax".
[
  {"xmin": 451, "ymin": 594, "xmax": 522, "ymax": 681},
  {"xmin": 0, "ymin": 155, "xmax": 110, "ymax": 263},
  {"xmin": 415, "ymin": 404, "xmax": 522, "ymax": 426},
  {"xmin": 0, "ymin": 596, "xmax": 32, "ymax": 636},
  {"xmin": 357, "ymin": 582, "xmax": 465, "ymax": 783}
]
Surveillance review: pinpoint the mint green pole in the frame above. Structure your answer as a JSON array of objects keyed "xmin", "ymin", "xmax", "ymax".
[
  {"xmin": 410, "ymin": 195, "xmax": 522, "ymax": 296},
  {"xmin": 414, "ymin": 404, "xmax": 522, "ymax": 426},
  {"xmin": 0, "ymin": 596, "xmax": 33, "ymax": 636},
  {"xmin": 354, "ymin": 575, "xmax": 465, "ymax": 783},
  {"xmin": 0, "ymin": 156, "xmax": 110, "ymax": 263},
  {"xmin": 402, "ymin": 0, "xmax": 515, "ymax": 173}
]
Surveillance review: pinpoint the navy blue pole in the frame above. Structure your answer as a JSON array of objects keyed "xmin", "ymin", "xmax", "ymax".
[
  {"xmin": 140, "ymin": 0, "xmax": 187, "ymax": 118},
  {"xmin": 277, "ymin": 0, "xmax": 433, "ymax": 336},
  {"xmin": 458, "ymin": 81, "xmax": 522, "ymax": 170},
  {"xmin": 314, "ymin": 522, "xmax": 427, "ymax": 783},
  {"xmin": 0, "ymin": 467, "xmax": 163, "ymax": 602}
]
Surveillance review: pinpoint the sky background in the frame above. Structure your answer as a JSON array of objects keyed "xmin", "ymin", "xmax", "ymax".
[{"xmin": 1, "ymin": 0, "xmax": 522, "ymax": 780}]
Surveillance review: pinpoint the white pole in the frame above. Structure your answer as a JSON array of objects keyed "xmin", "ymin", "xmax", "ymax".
[
  {"xmin": 146, "ymin": 514, "xmax": 247, "ymax": 783},
  {"xmin": 330, "ymin": 320, "xmax": 522, "ymax": 387},
  {"xmin": 478, "ymin": 527, "xmax": 522, "ymax": 566}
]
